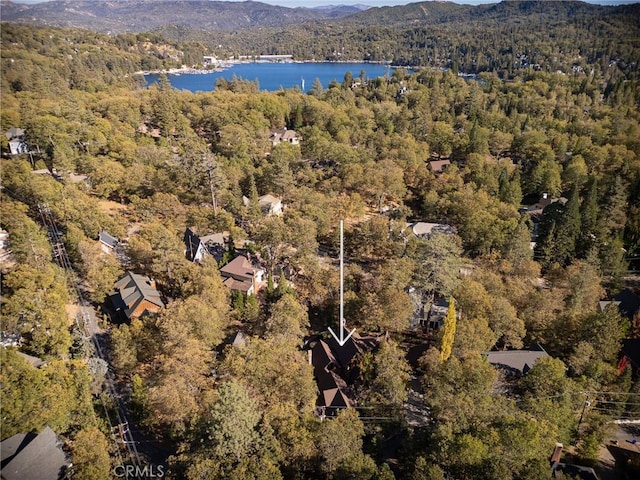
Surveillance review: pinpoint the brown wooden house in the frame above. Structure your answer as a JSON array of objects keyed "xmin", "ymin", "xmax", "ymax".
[{"xmin": 110, "ymin": 272, "xmax": 165, "ymax": 321}]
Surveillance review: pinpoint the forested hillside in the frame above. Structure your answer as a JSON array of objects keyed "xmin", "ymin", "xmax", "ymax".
[
  {"xmin": 5, "ymin": 0, "xmax": 639, "ymax": 81},
  {"xmin": 168, "ymin": 1, "xmax": 640, "ymax": 80},
  {"xmin": 0, "ymin": 0, "xmax": 363, "ymax": 32},
  {"xmin": 1, "ymin": 16, "xmax": 640, "ymax": 480}
]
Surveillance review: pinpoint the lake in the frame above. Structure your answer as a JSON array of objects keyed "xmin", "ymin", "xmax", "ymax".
[{"xmin": 144, "ymin": 62, "xmax": 401, "ymax": 93}]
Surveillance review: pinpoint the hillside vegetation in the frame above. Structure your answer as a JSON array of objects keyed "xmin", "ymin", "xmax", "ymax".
[{"xmin": 4, "ymin": 0, "xmax": 639, "ymax": 82}]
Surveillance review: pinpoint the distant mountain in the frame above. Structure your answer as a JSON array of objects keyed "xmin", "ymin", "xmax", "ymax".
[
  {"xmin": 0, "ymin": 0, "xmax": 359, "ymax": 33},
  {"xmin": 2, "ymin": 1, "xmax": 633, "ymax": 34},
  {"xmin": 311, "ymin": 4, "xmax": 372, "ymax": 16},
  {"xmin": 333, "ymin": 0, "xmax": 618, "ymax": 28}
]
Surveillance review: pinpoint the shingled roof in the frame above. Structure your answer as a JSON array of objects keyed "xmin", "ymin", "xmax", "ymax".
[
  {"xmin": 484, "ymin": 344, "xmax": 549, "ymax": 376},
  {"xmin": 309, "ymin": 332, "xmax": 385, "ymax": 412},
  {"xmin": 0, "ymin": 427, "xmax": 70, "ymax": 480},
  {"xmin": 112, "ymin": 272, "xmax": 164, "ymax": 319}
]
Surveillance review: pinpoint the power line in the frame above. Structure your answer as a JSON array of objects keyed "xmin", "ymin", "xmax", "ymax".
[
  {"xmin": 37, "ymin": 202, "xmax": 141, "ymax": 467},
  {"xmin": 4, "ymin": 182, "xmax": 143, "ymax": 466}
]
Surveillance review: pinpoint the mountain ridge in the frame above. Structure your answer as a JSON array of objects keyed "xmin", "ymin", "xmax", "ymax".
[
  {"xmin": 2, "ymin": 0, "xmax": 635, "ymax": 34},
  {"xmin": 0, "ymin": 0, "xmax": 366, "ymax": 32}
]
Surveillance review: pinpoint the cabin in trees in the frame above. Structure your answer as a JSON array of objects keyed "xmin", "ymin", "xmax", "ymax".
[
  {"xmin": 601, "ymin": 289, "xmax": 640, "ymax": 337},
  {"xmin": 409, "ymin": 295, "xmax": 459, "ymax": 331},
  {"xmin": 4, "ymin": 127, "xmax": 28, "ymax": 156},
  {"xmin": 405, "ymin": 221, "xmax": 457, "ymax": 239},
  {"xmin": 269, "ymin": 128, "xmax": 299, "ymax": 147},
  {"xmin": 183, "ymin": 227, "xmax": 229, "ymax": 263},
  {"xmin": 522, "ymin": 193, "xmax": 569, "ymax": 217},
  {"xmin": 219, "ymin": 255, "xmax": 264, "ymax": 295},
  {"xmin": 0, "ymin": 426, "xmax": 70, "ymax": 480},
  {"xmin": 308, "ymin": 332, "xmax": 385, "ymax": 416},
  {"xmin": 243, "ymin": 193, "xmax": 283, "ymax": 216},
  {"xmin": 428, "ymin": 159, "xmax": 450, "ymax": 175},
  {"xmin": 98, "ymin": 231, "xmax": 118, "ymax": 255},
  {"xmin": 521, "ymin": 193, "xmax": 568, "ymax": 247},
  {"xmin": 110, "ymin": 272, "xmax": 165, "ymax": 321},
  {"xmin": 484, "ymin": 344, "xmax": 549, "ymax": 377}
]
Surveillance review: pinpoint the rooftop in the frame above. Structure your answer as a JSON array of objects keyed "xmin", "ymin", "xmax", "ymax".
[
  {"xmin": 0, "ymin": 426, "xmax": 70, "ymax": 480},
  {"xmin": 484, "ymin": 344, "xmax": 549, "ymax": 375}
]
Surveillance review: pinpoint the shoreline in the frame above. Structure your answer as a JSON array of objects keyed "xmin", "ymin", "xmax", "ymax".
[{"xmin": 135, "ymin": 60, "xmax": 413, "ymax": 76}]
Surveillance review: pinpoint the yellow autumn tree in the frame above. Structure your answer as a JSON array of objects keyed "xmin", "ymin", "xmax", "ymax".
[{"xmin": 440, "ymin": 298, "xmax": 457, "ymax": 362}]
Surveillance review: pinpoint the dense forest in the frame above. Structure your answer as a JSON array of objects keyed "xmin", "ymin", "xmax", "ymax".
[
  {"xmin": 4, "ymin": 1, "xmax": 640, "ymax": 81},
  {"xmin": 1, "ymin": 7, "xmax": 640, "ymax": 480},
  {"xmin": 162, "ymin": 1, "xmax": 640, "ymax": 82}
]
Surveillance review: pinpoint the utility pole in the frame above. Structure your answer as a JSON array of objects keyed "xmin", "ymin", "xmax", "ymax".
[{"xmin": 576, "ymin": 394, "xmax": 591, "ymax": 437}]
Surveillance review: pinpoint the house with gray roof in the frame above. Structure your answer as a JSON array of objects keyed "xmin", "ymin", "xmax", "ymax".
[
  {"xmin": 270, "ymin": 128, "xmax": 299, "ymax": 146},
  {"xmin": 405, "ymin": 222, "xmax": 457, "ymax": 239},
  {"xmin": 1, "ymin": 426, "xmax": 70, "ymax": 480},
  {"xmin": 242, "ymin": 194, "xmax": 283, "ymax": 216},
  {"xmin": 184, "ymin": 227, "xmax": 229, "ymax": 263},
  {"xmin": 110, "ymin": 272, "xmax": 165, "ymax": 320},
  {"xmin": 4, "ymin": 127, "xmax": 28, "ymax": 156},
  {"xmin": 484, "ymin": 344, "xmax": 549, "ymax": 376},
  {"xmin": 98, "ymin": 231, "xmax": 119, "ymax": 254}
]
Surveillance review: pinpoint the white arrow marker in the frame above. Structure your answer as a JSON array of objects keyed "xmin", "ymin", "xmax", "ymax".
[{"xmin": 328, "ymin": 220, "xmax": 356, "ymax": 347}]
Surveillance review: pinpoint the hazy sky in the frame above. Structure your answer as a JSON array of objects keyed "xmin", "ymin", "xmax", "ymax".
[
  {"xmin": 257, "ymin": 0, "xmax": 637, "ymax": 5},
  {"xmin": 11, "ymin": 0, "xmax": 639, "ymax": 5}
]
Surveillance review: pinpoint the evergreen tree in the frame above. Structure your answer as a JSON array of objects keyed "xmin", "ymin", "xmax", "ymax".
[
  {"xmin": 535, "ymin": 218, "xmax": 557, "ymax": 271},
  {"xmin": 206, "ymin": 380, "xmax": 261, "ymax": 462},
  {"xmin": 577, "ymin": 178, "xmax": 599, "ymax": 258},
  {"xmin": 266, "ymin": 273, "xmax": 275, "ymax": 298},
  {"xmin": 232, "ymin": 290, "xmax": 245, "ymax": 312},
  {"xmin": 274, "ymin": 270, "xmax": 291, "ymax": 299},
  {"xmin": 71, "ymin": 427, "xmax": 112, "ymax": 480},
  {"xmin": 152, "ymin": 74, "xmax": 179, "ymax": 138},
  {"xmin": 290, "ymin": 103, "xmax": 303, "ymax": 129},
  {"xmin": 246, "ymin": 174, "xmax": 262, "ymax": 221},
  {"xmin": 498, "ymin": 168, "xmax": 510, "ymax": 202},
  {"xmin": 498, "ymin": 167, "xmax": 522, "ymax": 207},
  {"xmin": 600, "ymin": 175, "xmax": 628, "ymax": 238},
  {"xmin": 309, "ymin": 77, "xmax": 324, "ymax": 97},
  {"xmin": 554, "ymin": 186, "xmax": 581, "ymax": 266},
  {"xmin": 243, "ymin": 294, "xmax": 260, "ymax": 323}
]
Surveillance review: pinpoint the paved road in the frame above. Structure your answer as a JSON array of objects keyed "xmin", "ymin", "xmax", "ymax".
[{"xmin": 76, "ymin": 286, "xmax": 171, "ymax": 469}]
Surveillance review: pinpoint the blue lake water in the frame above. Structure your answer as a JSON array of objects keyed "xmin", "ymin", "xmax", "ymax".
[{"xmin": 145, "ymin": 62, "xmax": 400, "ymax": 93}]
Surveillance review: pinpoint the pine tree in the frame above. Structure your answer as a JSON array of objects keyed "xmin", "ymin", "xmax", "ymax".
[
  {"xmin": 510, "ymin": 168, "xmax": 523, "ymax": 207},
  {"xmin": 498, "ymin": 167, "xmax": 522, "ymax": 207},
  {"xmin": 600, "ymin": 175, "xmax": 628, "ymax": 237},
  {"xmin": 554, "ymin": 185, "xmax": 581, "ymax": 266},
  {"xmin": 153, "ymin": 73, "xmax": 179, "ymax": 138},
  {"xmin": 246, "ymin": 174, "xmax": 261, "ymax": 221},
  {"xmin": 536, "ymin": 218, "xmax": 557, "ymax": 271},
  {"xmin": 291, "ymin": 104, "xmax": 303, "ymax": 129},
  {"xmin": 310, "ymin": 77, "xmax": 324, "ymax": 97},
  {"xmin": 274, "ymin": 270, "xmax": 291, "ymax": 299},
  {"xmin": 266, "ymin": 273, "xmax": 275, "ymax": 298},
  {"xmin": 498, "ymin": 167, "xmax": 510, "ymax": 202},
  {"xmin": 440, "ymin": 298, "xmax": 457, "ymax": 362},
  {"xmin": 577, "ymin": 178, "xmax": 599, "ymax": 258}
]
